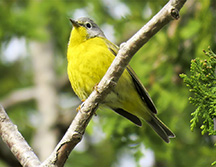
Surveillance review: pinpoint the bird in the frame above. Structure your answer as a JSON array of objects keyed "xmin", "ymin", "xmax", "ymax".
[{"xmin": 67, "ymin": 17, "xmax": 175, "ymax": 143}]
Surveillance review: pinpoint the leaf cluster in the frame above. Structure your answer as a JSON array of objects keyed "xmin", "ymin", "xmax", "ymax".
[{"xmin": 180, "ymin": 48, "xmax": 216, "ymax": 136}]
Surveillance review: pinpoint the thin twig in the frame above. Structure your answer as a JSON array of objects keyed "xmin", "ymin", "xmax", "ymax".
[{"xmin": 0, "ymin": 87, "xmax": 37, "ymax": 109}]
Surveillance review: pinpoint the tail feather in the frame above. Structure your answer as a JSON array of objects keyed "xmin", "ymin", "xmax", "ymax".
[
  {"xmin": 113, "ymin": 108, "xmax": 142, "ymax": 126},
  {"xmin": 146, "ymin": 114, "xmax": 175, "ymax": 143},
  {"xmin": 112, "ymin": 108, "xmax": 175, "ymax": 143}
]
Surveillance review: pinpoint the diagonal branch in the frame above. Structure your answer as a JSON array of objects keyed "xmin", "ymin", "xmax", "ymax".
[
  {"xmin": 42, "ymin": 0, "xmax": 187, "ymax": 166},
  {"xmin": 0, "ymin": 105, "xmax": 41, "ymax": 167}
]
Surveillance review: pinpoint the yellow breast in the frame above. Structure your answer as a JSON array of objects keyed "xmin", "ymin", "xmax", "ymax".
[{"xmin": 67, "ymin": 36, "xmax": 115, "ymax": 100}]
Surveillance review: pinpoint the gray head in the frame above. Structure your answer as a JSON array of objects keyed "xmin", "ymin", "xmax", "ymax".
[{"xmin": 70, "ymin": 17, "xmax": 106, "ymax": 39}]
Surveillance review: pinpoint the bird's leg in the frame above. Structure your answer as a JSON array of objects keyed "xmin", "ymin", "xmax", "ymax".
[
  {"xmin": 93, "ymin": 83, "xmax": 99, "ymax": 93},
  {"xmin": 76, "ymin": 99, "xmax": 85, "ymax": 112},
  {"xmin": 76, "ymin": 99, "xmax": 97, "ymax": 116}
]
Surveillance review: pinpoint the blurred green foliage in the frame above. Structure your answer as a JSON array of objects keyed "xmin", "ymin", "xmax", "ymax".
[{"xmin": 0, "ymin": 0, "xmax": 216, "ymax": 167}]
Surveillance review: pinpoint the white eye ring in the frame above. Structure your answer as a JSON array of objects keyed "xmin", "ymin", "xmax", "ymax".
[{"xmin": 86, "ymin": 22, "xmax": 92, "ymax": 29}]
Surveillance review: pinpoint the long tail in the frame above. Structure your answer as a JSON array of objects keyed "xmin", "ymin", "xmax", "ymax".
[
  {"xmin": 112, "ymin": 108, "xmax": 175, "ymax": 143},
  {"xmin": 146, "ymin": 114, "xmax": 175, "ymax": 143}
]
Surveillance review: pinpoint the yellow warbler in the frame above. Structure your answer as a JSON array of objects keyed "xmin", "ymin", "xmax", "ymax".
[{"xmin": 67, "ymin": 17, "xmax": 175, "ymax": 143}]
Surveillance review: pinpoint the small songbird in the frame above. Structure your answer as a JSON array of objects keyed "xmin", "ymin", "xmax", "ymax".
[{"xmin": 67, "ymin": 17, "xmax": 175, "ymax": 143}]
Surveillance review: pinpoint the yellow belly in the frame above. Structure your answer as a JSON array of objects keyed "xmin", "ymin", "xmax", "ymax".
[{"xmin": 67, "ymin": 37, "xmax": 114, "ymax": 99}]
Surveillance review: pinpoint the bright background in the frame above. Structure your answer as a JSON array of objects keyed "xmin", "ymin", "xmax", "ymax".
[{"xmin": 0, "ymin": 0, "xmax": 216, "ymax": 167}]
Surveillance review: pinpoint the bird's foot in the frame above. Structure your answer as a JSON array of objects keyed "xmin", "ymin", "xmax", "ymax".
[{"xmin": 76, "ymin": 99, "xmax": 85, "ymax": 112}]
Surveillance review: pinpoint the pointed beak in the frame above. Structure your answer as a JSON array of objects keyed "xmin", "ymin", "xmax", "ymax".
[{"xmin": 70, "ymin": 19, "xmax": 80, "ymax": 27}]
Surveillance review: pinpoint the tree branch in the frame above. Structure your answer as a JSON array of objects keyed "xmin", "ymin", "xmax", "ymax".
[
  {"xmin": 0, "ymin": 88, "xmax": 37, "ymax": 109},
  {"xmin": 0, "ymin": 105, "xmax": 41, "ymax": 167},
  {"xmin": 0, "ymin": 75, "xmax": 68, "ymax": 109},
  {"xmin": 41, "ymin": 0, "xmax": 187, "ymax": 166}
]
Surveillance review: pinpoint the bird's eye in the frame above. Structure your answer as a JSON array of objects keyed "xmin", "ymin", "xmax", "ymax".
[{"xmin": 86, "ymin": 22, "xmax": 92, "ymax": 29}]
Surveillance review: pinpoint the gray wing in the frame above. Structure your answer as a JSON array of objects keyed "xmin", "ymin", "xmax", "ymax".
[{"xmin": 105, "ymin": 39, "xmax": 157, "ymax": 114}]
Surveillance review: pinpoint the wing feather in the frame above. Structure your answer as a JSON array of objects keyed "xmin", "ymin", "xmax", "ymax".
[{"xmin": 105, "ymin": 38, "xmax": 157, "ymax": 114}]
